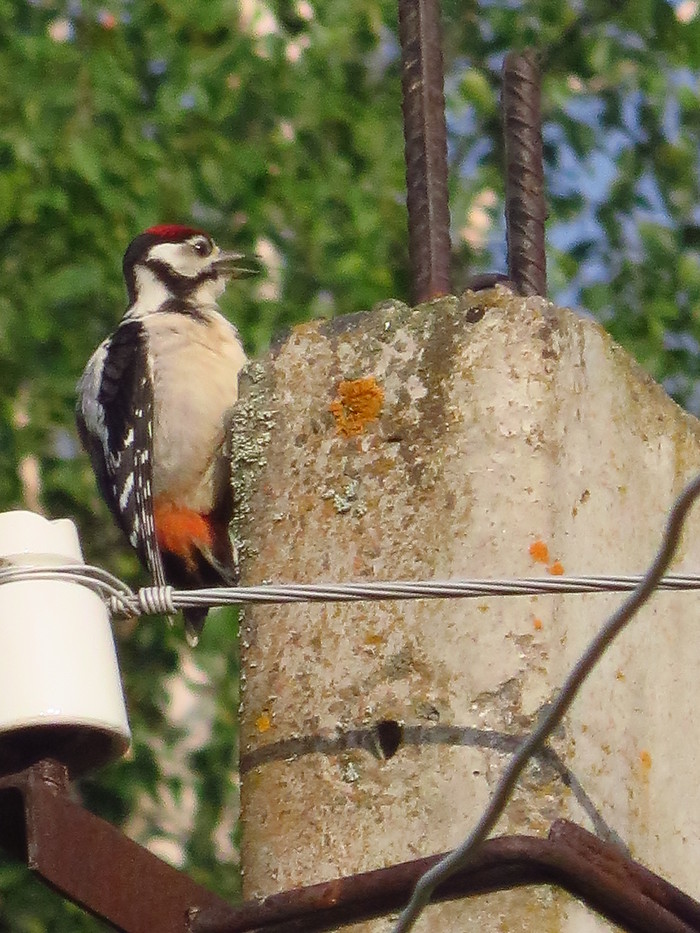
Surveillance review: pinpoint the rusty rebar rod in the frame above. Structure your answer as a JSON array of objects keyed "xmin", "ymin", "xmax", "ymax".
[
  {"xmin": 502, "ymin": 49, "xmax": 547, "ymax": 296},
  {"xmin": 190, "ymin": 821, "xmax": 700, "ymax": 933},
  {"xmin": 398, "ymin": 0, "xmax": 451, "ymax": 303}
]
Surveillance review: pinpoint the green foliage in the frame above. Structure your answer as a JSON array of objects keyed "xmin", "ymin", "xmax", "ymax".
[{"xmin": 1, "ymin": 0, "xmax": 700, "ymax": 928}]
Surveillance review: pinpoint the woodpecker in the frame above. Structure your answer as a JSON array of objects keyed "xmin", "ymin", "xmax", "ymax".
[{"xmin": 76, "ymin": 225, "xmax": 257, "ymax": 645}]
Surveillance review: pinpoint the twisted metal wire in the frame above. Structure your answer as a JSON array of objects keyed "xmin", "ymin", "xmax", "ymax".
[{"xmin": 1, "ymin": 565, "xmax": 700, "ymax": 617}]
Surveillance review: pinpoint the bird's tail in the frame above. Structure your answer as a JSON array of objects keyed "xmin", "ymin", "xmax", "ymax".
[
  {"xmin": 182, "ymin": 530, "xmax": 239, "ymax": 646},
  {"xmin": 156, "ymin": 504, "xmax": 239, "ymax": 646},
  {"xmin": 183, "ymin": 606, "xmax": 208, "ymax": 648}
]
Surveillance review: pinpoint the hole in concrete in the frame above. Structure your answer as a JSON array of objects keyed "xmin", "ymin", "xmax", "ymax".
[
  {"xmin": 375, "ymin": 719, "xmax": 403, "ymax": 759},
  {"xmin": 465, "ymin": 306, "xmax": 486, "ymax": 323}
]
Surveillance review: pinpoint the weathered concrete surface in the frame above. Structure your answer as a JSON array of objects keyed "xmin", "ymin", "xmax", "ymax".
[{"xmin": 231, "ymin": 287, "xmax": 700, "ymax": 931}]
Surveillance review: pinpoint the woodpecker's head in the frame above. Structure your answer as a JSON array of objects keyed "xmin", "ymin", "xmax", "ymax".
[{"xmin": 123, "ymin": 225, "xmax": 257, "ymax": 311}]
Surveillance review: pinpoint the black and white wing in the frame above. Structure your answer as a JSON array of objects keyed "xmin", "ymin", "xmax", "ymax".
[{"xmin": 76, "ymin": 319, "xmax": 166, "ymax": 589}]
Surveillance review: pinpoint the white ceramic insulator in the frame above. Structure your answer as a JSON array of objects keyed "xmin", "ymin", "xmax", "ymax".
[{"xmin": 0, "ymin": 510, "xmax": 131, "ymax": 776}]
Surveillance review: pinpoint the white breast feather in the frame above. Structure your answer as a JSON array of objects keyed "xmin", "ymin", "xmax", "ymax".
[{"xmin": 145, "ymin": 309, "xmax": 247, "ymax": 512}]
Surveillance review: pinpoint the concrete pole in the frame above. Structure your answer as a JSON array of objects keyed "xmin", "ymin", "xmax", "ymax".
[{"xmin": 231, "ymin": 286, "xmax": 700, "ymax": 930}]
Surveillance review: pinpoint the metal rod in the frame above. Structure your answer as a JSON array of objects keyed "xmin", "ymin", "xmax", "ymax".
[
  {"xmin": 190, "ymin": 821, "xmax": 700, "ymax": 933},
  {"xmin": 398, "ymin": 0, "xmax": 451, "ymax": 303},
  {"xmin": 502, "ymin": 49, "xmax": 547, "ymax": 296},
  {"xmin": 0, "ymin": 760, "xmax": 231, "ymax": 933},
  {"xmin": 549, "ymin": 821, "xmax": 700, "ymax": 931}
]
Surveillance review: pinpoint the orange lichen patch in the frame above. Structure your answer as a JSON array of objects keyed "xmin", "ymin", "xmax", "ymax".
[
  {"xmin": 616, "ymin": 669, "xmax": 625, "ymax": 681},
  {"xmin": 529, "ymin": 540, "xmax": 550, "ymax": 563},
  {"xmin": 533, "ymin": 617, "xmax": 543, "ymax": 631},
  {"xmin": 255, "ymin": 711, "xmax": 272, "ymax": 733},
  {"xmin": 329, "ymin": 376, "xmax": 384, "ymax": 437},
  {"xmin": 154, "ymin": 501, "xmax": 213, "ymax": 564},
  {"xmin": 547, "ymin": 560, "xmax": 565, "ymax": 576},
  {"xmin": 639, "ymin": 749, "xmax": 652, "ymax": 770}
]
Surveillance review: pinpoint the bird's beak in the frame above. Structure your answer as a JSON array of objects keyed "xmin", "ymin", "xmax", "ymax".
[{"xmin": 212, "ymin": 251, "xmax": 261, "ymax": 279}]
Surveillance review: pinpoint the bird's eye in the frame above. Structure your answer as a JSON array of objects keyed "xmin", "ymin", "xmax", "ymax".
[{"xmin": 192, "ymin": 238, "xmax": 212, "ymax": 257}]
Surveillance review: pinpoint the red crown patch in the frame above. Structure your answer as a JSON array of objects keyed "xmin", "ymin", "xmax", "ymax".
[{"xmin": 144, "ymin": 224, "xmax": 206, "ymax": 240}]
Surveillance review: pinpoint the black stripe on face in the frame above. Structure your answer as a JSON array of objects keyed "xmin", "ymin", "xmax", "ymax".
[{"xmin": 144, "ymin": 258, "xmax": 220, "ymax": 299}]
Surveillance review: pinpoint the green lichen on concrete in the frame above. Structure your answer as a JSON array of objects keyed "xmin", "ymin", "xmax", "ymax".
[
  {"xmin": 229, "ymin": 360, "xmax": 277, "ymax": 560},
  {"xmin": 320, "ymin": 477, "xmax": 366, "ymax": 516}
]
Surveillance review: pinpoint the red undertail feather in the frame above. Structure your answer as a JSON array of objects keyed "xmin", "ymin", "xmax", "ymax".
[
  {"xmin": 153, "ymin": 501, "xmax": 237, "ymax": 646},
  {"xmin": 154, "ymin": 502, "xmax": 215, "ymax": 571}
]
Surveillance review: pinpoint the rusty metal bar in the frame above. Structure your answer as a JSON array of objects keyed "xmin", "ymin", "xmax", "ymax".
[
  {"xmin": 398, "ymin": 0, "xmax": 451, "ymax": 303},
  {"xmin": 1, "ymin": 760, "xmax": 697, "ymax": 933},
  {"xmin": 502, "ymin": 49, "xmax": 547, "ymax": 296},
  {"xmin": 190, "ymin": 821, "xmax": 700, "ymax": 933},
  {"xmin": 549, "ymin": 820, "xmax": 700, "ymax": 932},
  {"xmin": 0, "ymin": 760, "xmax": 231, "ymax": 933}
]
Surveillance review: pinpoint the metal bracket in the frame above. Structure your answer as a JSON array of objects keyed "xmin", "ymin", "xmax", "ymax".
[{"xmin": 0, "ymin": 759, "xmax": 231, "ymax": 933}]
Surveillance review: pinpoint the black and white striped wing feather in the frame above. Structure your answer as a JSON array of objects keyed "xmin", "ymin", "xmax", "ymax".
[{"xmin": 76, "ymin": 319, "xmax": 166, "ymax": 589}]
